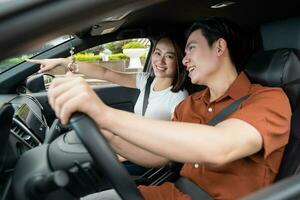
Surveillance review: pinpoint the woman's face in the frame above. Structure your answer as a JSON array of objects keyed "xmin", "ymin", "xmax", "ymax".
[{"xmin": 151, "ymin": 38, "xmax": 177, "ymax": 79}]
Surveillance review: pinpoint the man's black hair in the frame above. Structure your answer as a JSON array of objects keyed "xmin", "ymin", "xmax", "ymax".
[{"xmin": 185, "ymin": 17, "xmax": 246, "ymax": 71}]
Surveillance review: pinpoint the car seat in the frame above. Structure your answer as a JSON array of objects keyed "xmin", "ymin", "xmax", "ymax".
[{"xmin": 244, "ymin": 48, "xmax": 300, "ymax": 181}]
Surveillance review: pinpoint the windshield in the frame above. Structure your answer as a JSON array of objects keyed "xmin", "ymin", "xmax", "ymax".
[{"xmin": 0, "ymin": 35, "xmax": 73, "ymax": 74}]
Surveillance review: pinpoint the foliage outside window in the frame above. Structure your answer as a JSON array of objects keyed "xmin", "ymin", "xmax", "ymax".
[
  {"xmin": 68, "ymin": 38, "xmax": 150, "ymax": 86},
  {"xmin": 75, "ymin": 39, "xmax": 149, "ymax": 63},
  {"xmin": 122, "ymin": 41, "xmax": 146, "ymax": 49}
]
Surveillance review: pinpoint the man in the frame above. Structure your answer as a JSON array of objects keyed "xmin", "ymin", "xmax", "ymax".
[{"xmin": 48, "ymin": 17, "xmax": 291, "ymax": 199}]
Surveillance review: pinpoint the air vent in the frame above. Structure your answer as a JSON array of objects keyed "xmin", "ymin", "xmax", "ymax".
[{"xmin": 10, "ymin": 118, "xmax": 41, "ymax": 148}]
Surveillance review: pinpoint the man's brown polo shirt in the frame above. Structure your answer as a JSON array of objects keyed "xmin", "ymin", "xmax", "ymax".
[{"xmin": 139, "ymin": 72, "xmax": 291, "ymax": 200}]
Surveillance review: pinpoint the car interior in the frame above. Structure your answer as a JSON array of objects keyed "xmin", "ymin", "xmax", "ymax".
[{"xmin": 0, "ymin": 0, "xmax": 299, "ymax": 199}]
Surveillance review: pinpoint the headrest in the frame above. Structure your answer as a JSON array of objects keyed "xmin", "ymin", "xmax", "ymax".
[{"xmin": 245, "ymin": 48, "xmax": 300, "ymax": 110}]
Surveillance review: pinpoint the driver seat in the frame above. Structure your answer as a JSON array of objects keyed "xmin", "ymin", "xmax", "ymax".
[{"xmin": 244, "ymin": 48, "xmax": 300, "ymax": 181}]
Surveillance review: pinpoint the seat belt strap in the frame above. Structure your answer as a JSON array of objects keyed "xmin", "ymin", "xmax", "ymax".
[
  {"xmin": 207, "ymin": 94, "xmax": 250, "ymax": 126},
  {"xmin": 142, "ymin": 76, "xmax": 154, "ymax": 116},
  {"xmin": 175, "ymin": 177, "xmax": 213, "ymax": 200}
]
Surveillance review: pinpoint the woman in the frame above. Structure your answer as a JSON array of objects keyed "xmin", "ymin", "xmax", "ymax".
[{"xmin": 28, "ymin": 36, "xmax": 189, "ymax": 120}]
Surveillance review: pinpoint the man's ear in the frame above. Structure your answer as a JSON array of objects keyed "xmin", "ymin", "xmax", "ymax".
[{"xmin": 216, "ymin": 38, "xmax": 227, "ymax": 56}]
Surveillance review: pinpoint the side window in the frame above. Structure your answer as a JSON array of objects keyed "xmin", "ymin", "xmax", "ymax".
[
  {"xmin": 49, "ymin": 38, "xmax": 151, "ymax": 86},
  {"xmin": 0, "ymin": 35, "xmax": 73, "ymax": 74}
]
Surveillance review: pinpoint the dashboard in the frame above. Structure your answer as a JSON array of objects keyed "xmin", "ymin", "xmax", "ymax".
[
  {"xmin": 11, "ymin": 94, "xmax": 48, "ymax": 147},
  {"xmin": 0, "ymin": 93, "xmax": 50, "ymax": 199},
  {"xmin": 0, "ymin": 94, "xmax": 48, "ymax": 163},
  {"xmin": 13, "ymin": 97, "xmax": 47, "ymax": 143}
]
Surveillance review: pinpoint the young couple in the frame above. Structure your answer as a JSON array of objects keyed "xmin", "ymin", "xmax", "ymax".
[{"xmin": 29, "ymin": 17, "xmax": 291, "ymax": 200}]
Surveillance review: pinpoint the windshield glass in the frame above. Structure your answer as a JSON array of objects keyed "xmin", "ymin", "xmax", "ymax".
[{"xmin": 0, "ymin": 35, "xmax": 73, "ymax": 74}]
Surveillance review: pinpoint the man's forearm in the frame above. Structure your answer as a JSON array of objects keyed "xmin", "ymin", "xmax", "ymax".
[
  {"xmin": 98, "ymin": 107, "xmax": 261, "ymax": 166},
  {"xmin": 111, "ymin": 135, "xmax": 169, "ymax": 168}
]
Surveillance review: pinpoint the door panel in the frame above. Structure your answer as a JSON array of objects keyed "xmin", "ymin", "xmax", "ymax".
[
  {"xmin": 32, "ymin": 85, "xmax": 139, "ymax": 125},
  {"xmin": 93, "ymin": 85, "xmax": 139, "ymax": 112}
]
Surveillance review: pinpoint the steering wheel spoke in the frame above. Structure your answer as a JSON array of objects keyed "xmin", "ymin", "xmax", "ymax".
[{"xmin": 70, "ymin": 113, "xmax": 143, "ymax": 200}]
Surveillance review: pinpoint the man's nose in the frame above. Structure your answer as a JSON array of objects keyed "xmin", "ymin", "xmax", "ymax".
[{"xmin": 182, "ymin": 54, "xmax": 189, "ymax": 67}]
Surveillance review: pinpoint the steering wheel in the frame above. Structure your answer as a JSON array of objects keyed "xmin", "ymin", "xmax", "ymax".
[{"xmin": 70, "ymin": 113, "xmax": 143, "ymax": 200}]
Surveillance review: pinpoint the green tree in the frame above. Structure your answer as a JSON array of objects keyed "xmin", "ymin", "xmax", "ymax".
[{"xmin": 122, "ymin": 41, "xmax": 145, "ymax": 49}]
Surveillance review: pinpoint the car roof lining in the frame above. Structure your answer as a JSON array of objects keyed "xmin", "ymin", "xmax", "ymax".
[
  {"xmin": 0, "ymin": 0, "xmax": 298, "ymax": 93},
  {"xmin": 0, "ymin": 0, "xmax": 163, "ymax": 61}
]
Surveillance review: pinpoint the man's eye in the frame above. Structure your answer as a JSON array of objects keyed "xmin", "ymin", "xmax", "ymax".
[
  {"xmin": 185, "ymin": 46, "xmax": 195, "ymax": 52},
  {"xmin": 189, "ymin": 46, "xmax": 195, "ymax": 50}
]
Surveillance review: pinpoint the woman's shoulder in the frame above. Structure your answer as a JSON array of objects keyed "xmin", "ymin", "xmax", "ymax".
[
  {"xmin": 166, "ymin": 89, "xmax": 189, "ymax": 108},
  {"xmin": 170, "ymin": 88, "xmax": 189, "ymax": 98},
  {"xmin": 136, "ymin": 72, "xmax": 152, "ymax": 89},
  {"xmin": 136, "ymin": 71, "xmax": 151, "ymax": 80}
]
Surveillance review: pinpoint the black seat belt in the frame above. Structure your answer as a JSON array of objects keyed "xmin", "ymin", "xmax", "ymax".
[
  {"xmin": 175, "ymin": 176, "xmax": 213, "ymax": 199},
  {"xmin": 206, "ymin": 94, "xmax": 250, "ymax": 126},
  {"xmin": 175, "ymin": 94, "xmax": 250, "ymax": 200},
  {"xmin": 142, "ymin": 76, "xmax": 154, "ymax": 116}
]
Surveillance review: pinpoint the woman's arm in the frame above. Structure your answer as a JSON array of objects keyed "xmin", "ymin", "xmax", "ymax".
[
  {"xmin": 75, "ymin": 61, "xmax": 137, "ymax": 88},
  {"xmin": 27, "ymin": 58, "xmax": 137, "ymax": 88}
]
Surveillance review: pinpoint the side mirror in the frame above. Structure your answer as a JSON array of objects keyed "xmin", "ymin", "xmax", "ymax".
[{"xmin": 26, "ymin": 74, "xmax": 54, "ymax": 93}]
